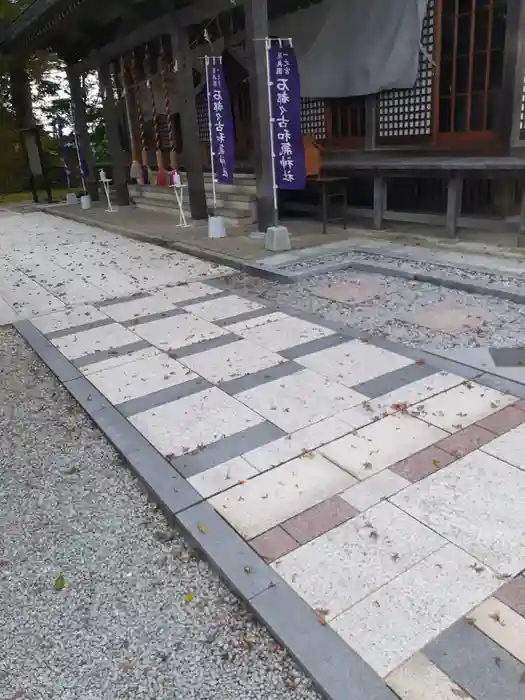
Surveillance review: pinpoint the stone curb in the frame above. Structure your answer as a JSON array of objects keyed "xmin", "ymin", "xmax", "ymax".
[{"xmin": 12, "ymin": 318, "xmax": 397, "ymax": 700}]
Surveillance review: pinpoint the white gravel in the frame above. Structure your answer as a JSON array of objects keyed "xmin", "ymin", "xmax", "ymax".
[
  {"xmin": 220, "ymin": 268, "xmax": 525, "ymax": 350},
  {"xmin": 0, "ymin": 328, "xmax": 320, "ymax": 700}
]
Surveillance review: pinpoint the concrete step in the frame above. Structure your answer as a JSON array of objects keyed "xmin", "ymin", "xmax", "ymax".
[
  {"xmin": 130, "ymin": 198, "xmax": 253, "ymax": 228},
  {"xmin": 129, "ymin": 185, "xmax": 255, "ymax": 217},
  {"xmin": 130, "ymin": 184, "xmax": 255, "ymax": 207}
]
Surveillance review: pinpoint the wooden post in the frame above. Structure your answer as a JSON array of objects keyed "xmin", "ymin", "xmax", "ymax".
[
  {"xmin": 66, "ymin": 63, "xmax": 99, "ymax": 201},
  {"xmin": 98, "ymin": 61, "xmax": 130, "ymax": 206},
  {"xmin": 365, "ymin": 95, "xmax": 377, "ymax": 151},
  {"xmin": 373, "ymin": 174, "xmax": 386, "ymax": 229},
  {"xmin": 446, "ymin": 173, "xmax": 463, "ymax": 238},
  {"xmin": 502, "ymin": 0, "xmax": 525, "ymax": 150},
  {"xmin": 169, "ymin": 22, "xmax": 208, "ymax": 220},
  {"xmin": 245, "ymin": 0, "xmax": 275, "ymax": 232},
  {"xmin": 518, "ymin": 177, "xmax": 525, "ymax": 246}
]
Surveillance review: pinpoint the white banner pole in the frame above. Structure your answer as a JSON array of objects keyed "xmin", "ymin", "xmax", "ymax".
[{"xmin": 264, "ymin": 37, "xmax": 279, "ymax": 227}]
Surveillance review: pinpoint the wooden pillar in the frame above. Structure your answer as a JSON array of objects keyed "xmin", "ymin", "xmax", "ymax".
[
  {"xmin": 245, "ymin": 0, "xmax": 275, "ymax": 232},
  {"xmin": 446, "ymin": 173, "xmax": 463, "ymax": 238},
  {"xmin": 373, "ymin": 174, "xmax": 386, "ymax": 229},
  {"xmin": 66, "ymin": 62, "xmax": 99, "ymax": 201},
  {"xmin": 169, "ymin": 22, "xmax": 208, "ymax": 220},
  {"xmin": 502, "ymin": 0, "xmax": 525, "ymax": 150},
  {"xmin": 98, "ymin": 61, "xmax": 130, "ymax": 206},
  {"xmin": 365, "ymin": 95, "xmax": 378, "ymax": 151}
]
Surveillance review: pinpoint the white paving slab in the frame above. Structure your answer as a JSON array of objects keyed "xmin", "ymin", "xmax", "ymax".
[
  {"xmin": 273, "ymin": 501, "xmax": 445, "ymax": 621},
  {"xmin": 297, "ymin": 340, "xmax": 413, "ymax": 388},
  {"xmin": 319, "ymin": 413, "xmax": 447, "ymax": 479},
  {"xmin": 132, "ymin": 313, "xmax": 228, "ymax": 351},
  {"xmin": 481, "ymin": 423, "xmax": 525, "ymax": 471},
  {"xmin": 340, "ymin": 470, "xmax": 410, "ymax": 511},
  {"xmin": 180, "ymin": 339, "xmax": 285, "ymax": 384},
  {"xmin": 101, "ymin": 283, "xmax": 221, "ymax": 322},
  {"xmin": 51, "ymin": 323, "xmax": 139, "ymax": 360},
  {"xmin": 31, "ymin": 305, "xmax": 108, "ymax": 335},
  {"xmin": 209, "ymin": 452, "xmax": 356, "ymax": 539},
  {"xmin": 183, "ymin": 294, "xmax": 264, "ymax": 322},
  {"xmin": 392, "ymin": 450, "xmax": 525, "ymax": 574},
  {"xmin": 242, "ymin": 417, "xmax": 353, "ymax": 472},
  {"xmin": 130, "ymin": 387, "xmax": 264, "ymax": 458},
  {"xmin": 332, "ymin": 544, "xmax": 500, "ymax": 678},
  {"xmin": 236, "ymin": 369, "xmax": 364, "ymax": 432},
  {"xmin": 337, "ymin": 372, "xmax": 466, "ymax": 430},
  {"xmin": 238, "ymin": 316, "xmax": 334, "ymax": 352},
  {"xmin": 0, "ymin": 296, "xmax": 17, "ymax": 325},
  {"xmin": 386, "ymin": 653, "xmax": 475, "ymax": 700},
  {"xmin": 188, "ymin": 457, "xmax": 259, "ymax": 499},
  {"xmin": 409, "ymin": 382, "xmax": 517, "ymax": 432},
  {"xmin": 85, "ymin": 352, "xmax": 197, "ymax": 404}
]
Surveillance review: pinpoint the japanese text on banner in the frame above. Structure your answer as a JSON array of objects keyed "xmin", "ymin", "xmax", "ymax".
[
  {"xmin": 268, "ymin": 44, "xmax": 306, "ymax": 190},
  {"xmin": 206, "ymin": 60, "xmax": 234, "ymax": 185}
]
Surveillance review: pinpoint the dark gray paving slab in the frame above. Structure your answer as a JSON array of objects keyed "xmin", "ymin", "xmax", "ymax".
[
  {"xmin": 121, "ymin": 307, "xmax": 186, "ymax": 328},
  {"xmin": 177, "ymin": 502, "xmax": 280, "ymax": 599},
  {"xmin": 45, "ymin": 317, "xmax": 114, "ymax": 340},
  {"xmin": 250, "ymin": 582, "xmax": 398, "ymax": 700},
  {"xmin": 72, "ymin": 340, "xmax": 152, "ymax": 368},
  {"xmin": 214, "ymin": 307, "xmax": 273, "ymax": 328},
  {"xmin": 280, "ymin": 333, "xmax": 348, "ymax": 361},
  {"xmin": 475, "ymin": 373, "xmax": 525, "ymax": 399},
  {"xmin": 64, "ymin": 376, "xmax": 114, "ymax": 414},
  {"xmin": 171, "ymin": 421, "xmax": 286, "ymax": 478},
  {"xmin": 180, "ymin": 289, "xmax": 231, "ymax": 308},
  {"xmin": 490, "ymin": 347, "xmax": 525, "ymax": 368},
  {"xmin": 96, "ymin": 290, "xmax": 152, "ymax": 308},
  {"xmin": 169, "ymin": 333, "xmax": 239, "ymax": 359},
  {"xmin": 14, "ymin": 320, "xmax": 81, "ymax": 382},
  {"xmin": 425, "ymin": 619, "xmax": 525, "ymax": 700},
  {"xmin": 352, "ymin": 362, "xmax": 438, "ymax": 399},
  {"xmin": 117, "ymin": 377, "xmax": 211, "ymax": 417},
  {"xmin": 219, "ymin": 360, "xmax": 303, "ymax": 396}
]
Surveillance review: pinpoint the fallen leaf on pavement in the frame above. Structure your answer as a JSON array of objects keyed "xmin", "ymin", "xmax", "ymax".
[
  {"xmin": 197, "ymin": 522, "xmax": 208, "ymax": 534},
  {"xmin": 54, "ymin": 573, "xmax": 65, "ymax": 591},
  {"xmin": 184, "ymin": 591, "xmax": 194, "ymax": 603},
  {"xmin": 315, "ymin": 608, "xmax": 329, "ymax": 625}
]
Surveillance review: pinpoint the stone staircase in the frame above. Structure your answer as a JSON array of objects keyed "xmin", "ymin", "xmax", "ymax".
[{"xmin": 128, "ymin": 173, "xmax": 257, "ymax": 227}]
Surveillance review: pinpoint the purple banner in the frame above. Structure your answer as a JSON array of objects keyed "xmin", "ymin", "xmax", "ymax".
[
  {"xmin": 205, "ymin": 58, "xmax": 234, "ymax": 185},
  {"xmin": 268, "ymin": 43, "xmax": 306, "ymax": 190}
]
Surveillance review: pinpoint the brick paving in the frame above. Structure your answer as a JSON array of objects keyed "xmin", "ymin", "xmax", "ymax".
[{"xmin": 2, "ymin": 212, "xmax": 525, "ymax": 700}]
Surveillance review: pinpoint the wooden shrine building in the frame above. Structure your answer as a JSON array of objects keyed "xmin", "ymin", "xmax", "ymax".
[{"xmin": 3, "ymin": 0, "xmax": 525, "ymax": 239}]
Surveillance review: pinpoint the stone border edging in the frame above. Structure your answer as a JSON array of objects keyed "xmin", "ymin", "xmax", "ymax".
[{"xmin": 13, "ymin": 318, "xmax": 398, "ymax": 700}]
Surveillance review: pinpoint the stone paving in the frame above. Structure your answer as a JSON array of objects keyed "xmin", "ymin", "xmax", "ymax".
[{"xmin": 2, "ymin": 212, "xmax": 525, "ymax": 699}]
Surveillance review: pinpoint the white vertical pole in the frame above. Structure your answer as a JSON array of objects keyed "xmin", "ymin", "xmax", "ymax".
[
  {"xmin": 205, "ymin": 55, "xmax": 217, "ymax": 215},
  {"xmin": 265, "ymin": 37, "xmax": 279, "ymax": 225}
]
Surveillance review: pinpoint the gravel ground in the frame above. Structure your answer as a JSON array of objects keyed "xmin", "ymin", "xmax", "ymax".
[
  {"xmin": 0, "ymin": 327, "xmax": 320, "ymax": 700},
  {"xmin": 220, "ymin": 269, "xmax": 525, "ymax": 350}
]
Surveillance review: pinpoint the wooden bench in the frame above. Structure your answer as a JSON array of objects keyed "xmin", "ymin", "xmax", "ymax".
[{"xmin": 322, "ymin": 153, "xmax": 525, "ymax": 242}]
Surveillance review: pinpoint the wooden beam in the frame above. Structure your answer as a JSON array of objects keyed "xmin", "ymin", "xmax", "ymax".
[
  {"xmin": 245, "ymin": 0, "xmax": 275, "ymax": 231},
  {"xmin": 501, "ymin": 0, "xmax": 525, "ymax": 149},
  {"xmin": 98, "ymin": 60, "xmax": 130, "ymax": 206},
  {"xmin": 66, "ymin": 62, "xmax": 100, "ymax": 201},
  {"xmin": 77, "ymin": 0, "xmax": 238, "ymax": 72},
  {"xmin": 169, "ymin": 20, "xmax": 208, "ymax": 220},
  {"xmin": 365, "ymin": 95, "xmax": 377, "ymax": 151},
  {"xmin": 373, "ymin": 175, "xmax": 386, "ymax": 229}
]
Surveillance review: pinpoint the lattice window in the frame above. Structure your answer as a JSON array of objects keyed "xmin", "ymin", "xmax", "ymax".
[
  {"xmin": 378, "ymin": 0, "xmax": 435, "ymax": 139},
  {"xmin": 301, "ymin": 98, "xmax": 327, "ymax": 138}
]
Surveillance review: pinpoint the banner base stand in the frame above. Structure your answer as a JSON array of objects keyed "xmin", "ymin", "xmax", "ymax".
[
  {"xmin": 66, "ymin": 192, "xmax": 77, "ymax": 205},
  {"xmin": 208, "ymin": 215, "xmax": 227, "ymax": 239},
  {"xmin": 264, "ymin": 225, "xmax": 291, "ymax": 252},
  {"xmin": 80, "ymin": 194, "xmax": 92, "ymax": 210}
]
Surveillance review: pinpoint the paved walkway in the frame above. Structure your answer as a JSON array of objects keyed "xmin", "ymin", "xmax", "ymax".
[{"xmin": 2, "ymin": 212, "xmax": 525, "ymax": 700}]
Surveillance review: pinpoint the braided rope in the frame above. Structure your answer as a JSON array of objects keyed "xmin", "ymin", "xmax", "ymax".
[
  {"xmin": 144, "ymin": 43, "xmax": 162, "ymax": 154},
  {"xmin": 159, "ymin": 37, "xmax": 177, "ymax": 168},
  {"xmin": 130, "ymin": 49, "xmax": 147, "ymax": 153}
]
